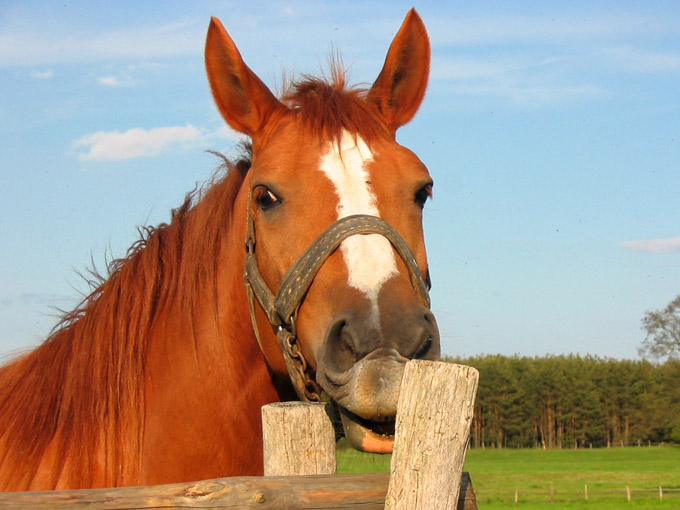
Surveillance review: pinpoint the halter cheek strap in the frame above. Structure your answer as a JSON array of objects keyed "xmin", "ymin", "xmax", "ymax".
[{"xmin": 243, "ymin": 191, "xmax": 431, "ymax": 402}]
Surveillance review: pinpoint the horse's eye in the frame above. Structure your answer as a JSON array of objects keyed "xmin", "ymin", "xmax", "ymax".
[
  {"xmin": 254, "ymin": 187, "xmax": 280, "ymax": 211},
  {"xmin": 415, "ymin": 183, "xmax": 433, "ymax": 209}
]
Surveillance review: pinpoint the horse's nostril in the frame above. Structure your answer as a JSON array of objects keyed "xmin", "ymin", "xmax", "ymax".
[
  {"xmin": 325, "ymin": 317, "xmax": 359, "ymax": 371},
  {"xmin": 339, "ymin": 322, "xmax": 357, "ymax": 360}
]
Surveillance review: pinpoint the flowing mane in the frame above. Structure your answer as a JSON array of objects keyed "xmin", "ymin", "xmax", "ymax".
[{"xmin": 0, "ymin": 154, "xmax": 249, "ymax": 489}]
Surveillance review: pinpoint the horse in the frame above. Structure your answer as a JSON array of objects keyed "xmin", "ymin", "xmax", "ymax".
[{"xmin": 0, "ymin": 8, "xmax": 439, "ymax": 491}]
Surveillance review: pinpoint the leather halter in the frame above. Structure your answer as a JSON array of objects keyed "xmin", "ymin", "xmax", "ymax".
[{"xmin": 243, "ymin": 193, "xmax": 431, "ymax": 402}]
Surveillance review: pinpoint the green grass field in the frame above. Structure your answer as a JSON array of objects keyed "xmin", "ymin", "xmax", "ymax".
[{"xmin": 336, "ymin": 444, "xmax": 680, "ymax": 509}]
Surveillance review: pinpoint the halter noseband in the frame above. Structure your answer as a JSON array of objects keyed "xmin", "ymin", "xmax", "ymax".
[{"xmin": 243, "ymin": 194, "xmax": 431, "ymax": 402}]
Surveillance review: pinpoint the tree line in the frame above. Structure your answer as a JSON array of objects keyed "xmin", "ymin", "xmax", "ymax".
[{"xmin": 443, "ymin": 354, "xmax": 680, "ymax": 449}]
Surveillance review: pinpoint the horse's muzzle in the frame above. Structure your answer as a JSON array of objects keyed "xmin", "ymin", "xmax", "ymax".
[
  {"xmin": 316, "ymin": 307, "xmax": 439, "ymax": 453},
  {"xmin": 320, "ymin": 354, "xmax": 405, "ymax": 452}
]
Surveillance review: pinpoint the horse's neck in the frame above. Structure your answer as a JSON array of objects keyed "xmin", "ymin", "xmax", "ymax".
[{"xmin": 138, "ymin": 192, "xmax": 283, "ymax": 484}]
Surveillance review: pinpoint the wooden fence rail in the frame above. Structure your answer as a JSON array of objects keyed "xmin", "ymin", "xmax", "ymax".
[
  {"xmin": 490, "ymin": 484, "xmax": 680, "ymax": 504},
  {"xmin": 0, "ymin": 472, "xmax": 476, "ymax": 509},
  {"xmin": 0, "ymin": 361, "xmax": 479, "ymax": 510}
]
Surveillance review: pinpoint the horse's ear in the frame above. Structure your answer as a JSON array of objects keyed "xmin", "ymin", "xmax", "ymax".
[
  {"xmin": 205, "ymin": 17, "xmax": 285, "ymax": 137},
  {"xmin": 368, "ymin": 9, "xmax": 430, "ymax": 135}
]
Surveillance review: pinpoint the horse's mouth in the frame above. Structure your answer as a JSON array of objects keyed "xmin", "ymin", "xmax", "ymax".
[{"xmin": 338, "ymin": 405, "xmax": 395, "ymax": 454}]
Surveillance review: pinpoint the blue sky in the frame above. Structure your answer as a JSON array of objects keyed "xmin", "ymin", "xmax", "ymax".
[{"xmin": 1, "ymin": 1, "xmax": 678, "ymax": 360}]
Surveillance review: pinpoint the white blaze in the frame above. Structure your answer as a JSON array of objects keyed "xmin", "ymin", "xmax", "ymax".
[{"xmin": 318, "ymin": 131, "xmax": 398, "ymax": 321}]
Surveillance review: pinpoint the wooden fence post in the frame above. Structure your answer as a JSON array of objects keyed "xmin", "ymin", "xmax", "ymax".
[
  {"xmin": 385, "ymin": 361, "xmax": 479, "ymax": 510},
  {"xmin": 261, "ymin": 401, "xmax": 336, "ymax": 476},
  {"xmin": 550, "ymin": 481, "xmax": 554, "ymax": 503}
]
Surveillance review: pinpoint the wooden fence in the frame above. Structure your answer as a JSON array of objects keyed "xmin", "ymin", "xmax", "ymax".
[
  {"xmin": 0, "ymin": 361, "xmax": 479, "ymax": 510},
  {"xmin": 486, "ymin": 484, "xmax": 680, "ymax": 504}
]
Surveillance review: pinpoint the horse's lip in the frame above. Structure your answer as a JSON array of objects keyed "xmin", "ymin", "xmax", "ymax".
[{"xmin": 338, "ymin": 405, "xmax": 395, "ymax": 454}]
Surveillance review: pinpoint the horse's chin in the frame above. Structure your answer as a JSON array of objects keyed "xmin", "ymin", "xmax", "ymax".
[{"xmin": 338, "ymin": 405, "xmax": 395, "ymax": 454}]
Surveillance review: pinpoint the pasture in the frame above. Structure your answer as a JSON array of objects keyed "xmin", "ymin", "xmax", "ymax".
[{"xmin": 337, "ymin": 444, "xmax": 680, "ymax": 509}]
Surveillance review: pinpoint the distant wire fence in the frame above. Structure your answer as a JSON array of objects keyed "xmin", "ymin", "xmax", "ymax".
[{"xmin": 476, "ymin": 483, "xmax": 680, "ymax": 504}]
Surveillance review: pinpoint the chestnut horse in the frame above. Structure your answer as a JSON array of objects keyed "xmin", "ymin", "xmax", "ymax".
[{"xmin": 0, "ymin": 9, "xmax": 439, "ymax": 491}]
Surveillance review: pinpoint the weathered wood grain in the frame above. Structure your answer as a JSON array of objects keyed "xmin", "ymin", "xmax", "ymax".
[
  {"xmin": 0, "ymin": 472, "xmax": 476, "ymax": 509},
  {"xmin": 262, "ymin": 401, "xmax": 336, "ymax": 476},
  {"xmin": 0, "ymin": 473, "xmax": 385, "ymax": 509},
  {"xmin": 385, "ymin": 361, "xmax": 480, "ymax": 510}
]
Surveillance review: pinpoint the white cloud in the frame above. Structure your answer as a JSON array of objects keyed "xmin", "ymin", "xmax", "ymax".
[
  {"xmin": 73, "ymin": 124, "xmax": 240, "ymax": 161},
  {"xmin": 620, "ymin": 237, "xmax": 680, "ymax": 254},
  {"xmin": 96, "ymin": 64, "xmax": 161, "ymax": 87},
  {"xmin": 97, "ymin": 75, "xmax": 133, "ymax": 87},
  {"xmin": 74, "ymin": 125, "xmax": 205, "ymax": 161},
  {"xmin": 29, "ymin": 69, "xmax": 54, "ymax": 79}
]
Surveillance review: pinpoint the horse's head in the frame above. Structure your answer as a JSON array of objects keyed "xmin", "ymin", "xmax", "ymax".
[{"xmin": 205, "ymin": 9, "xmax": 439, "ymax": 453}]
